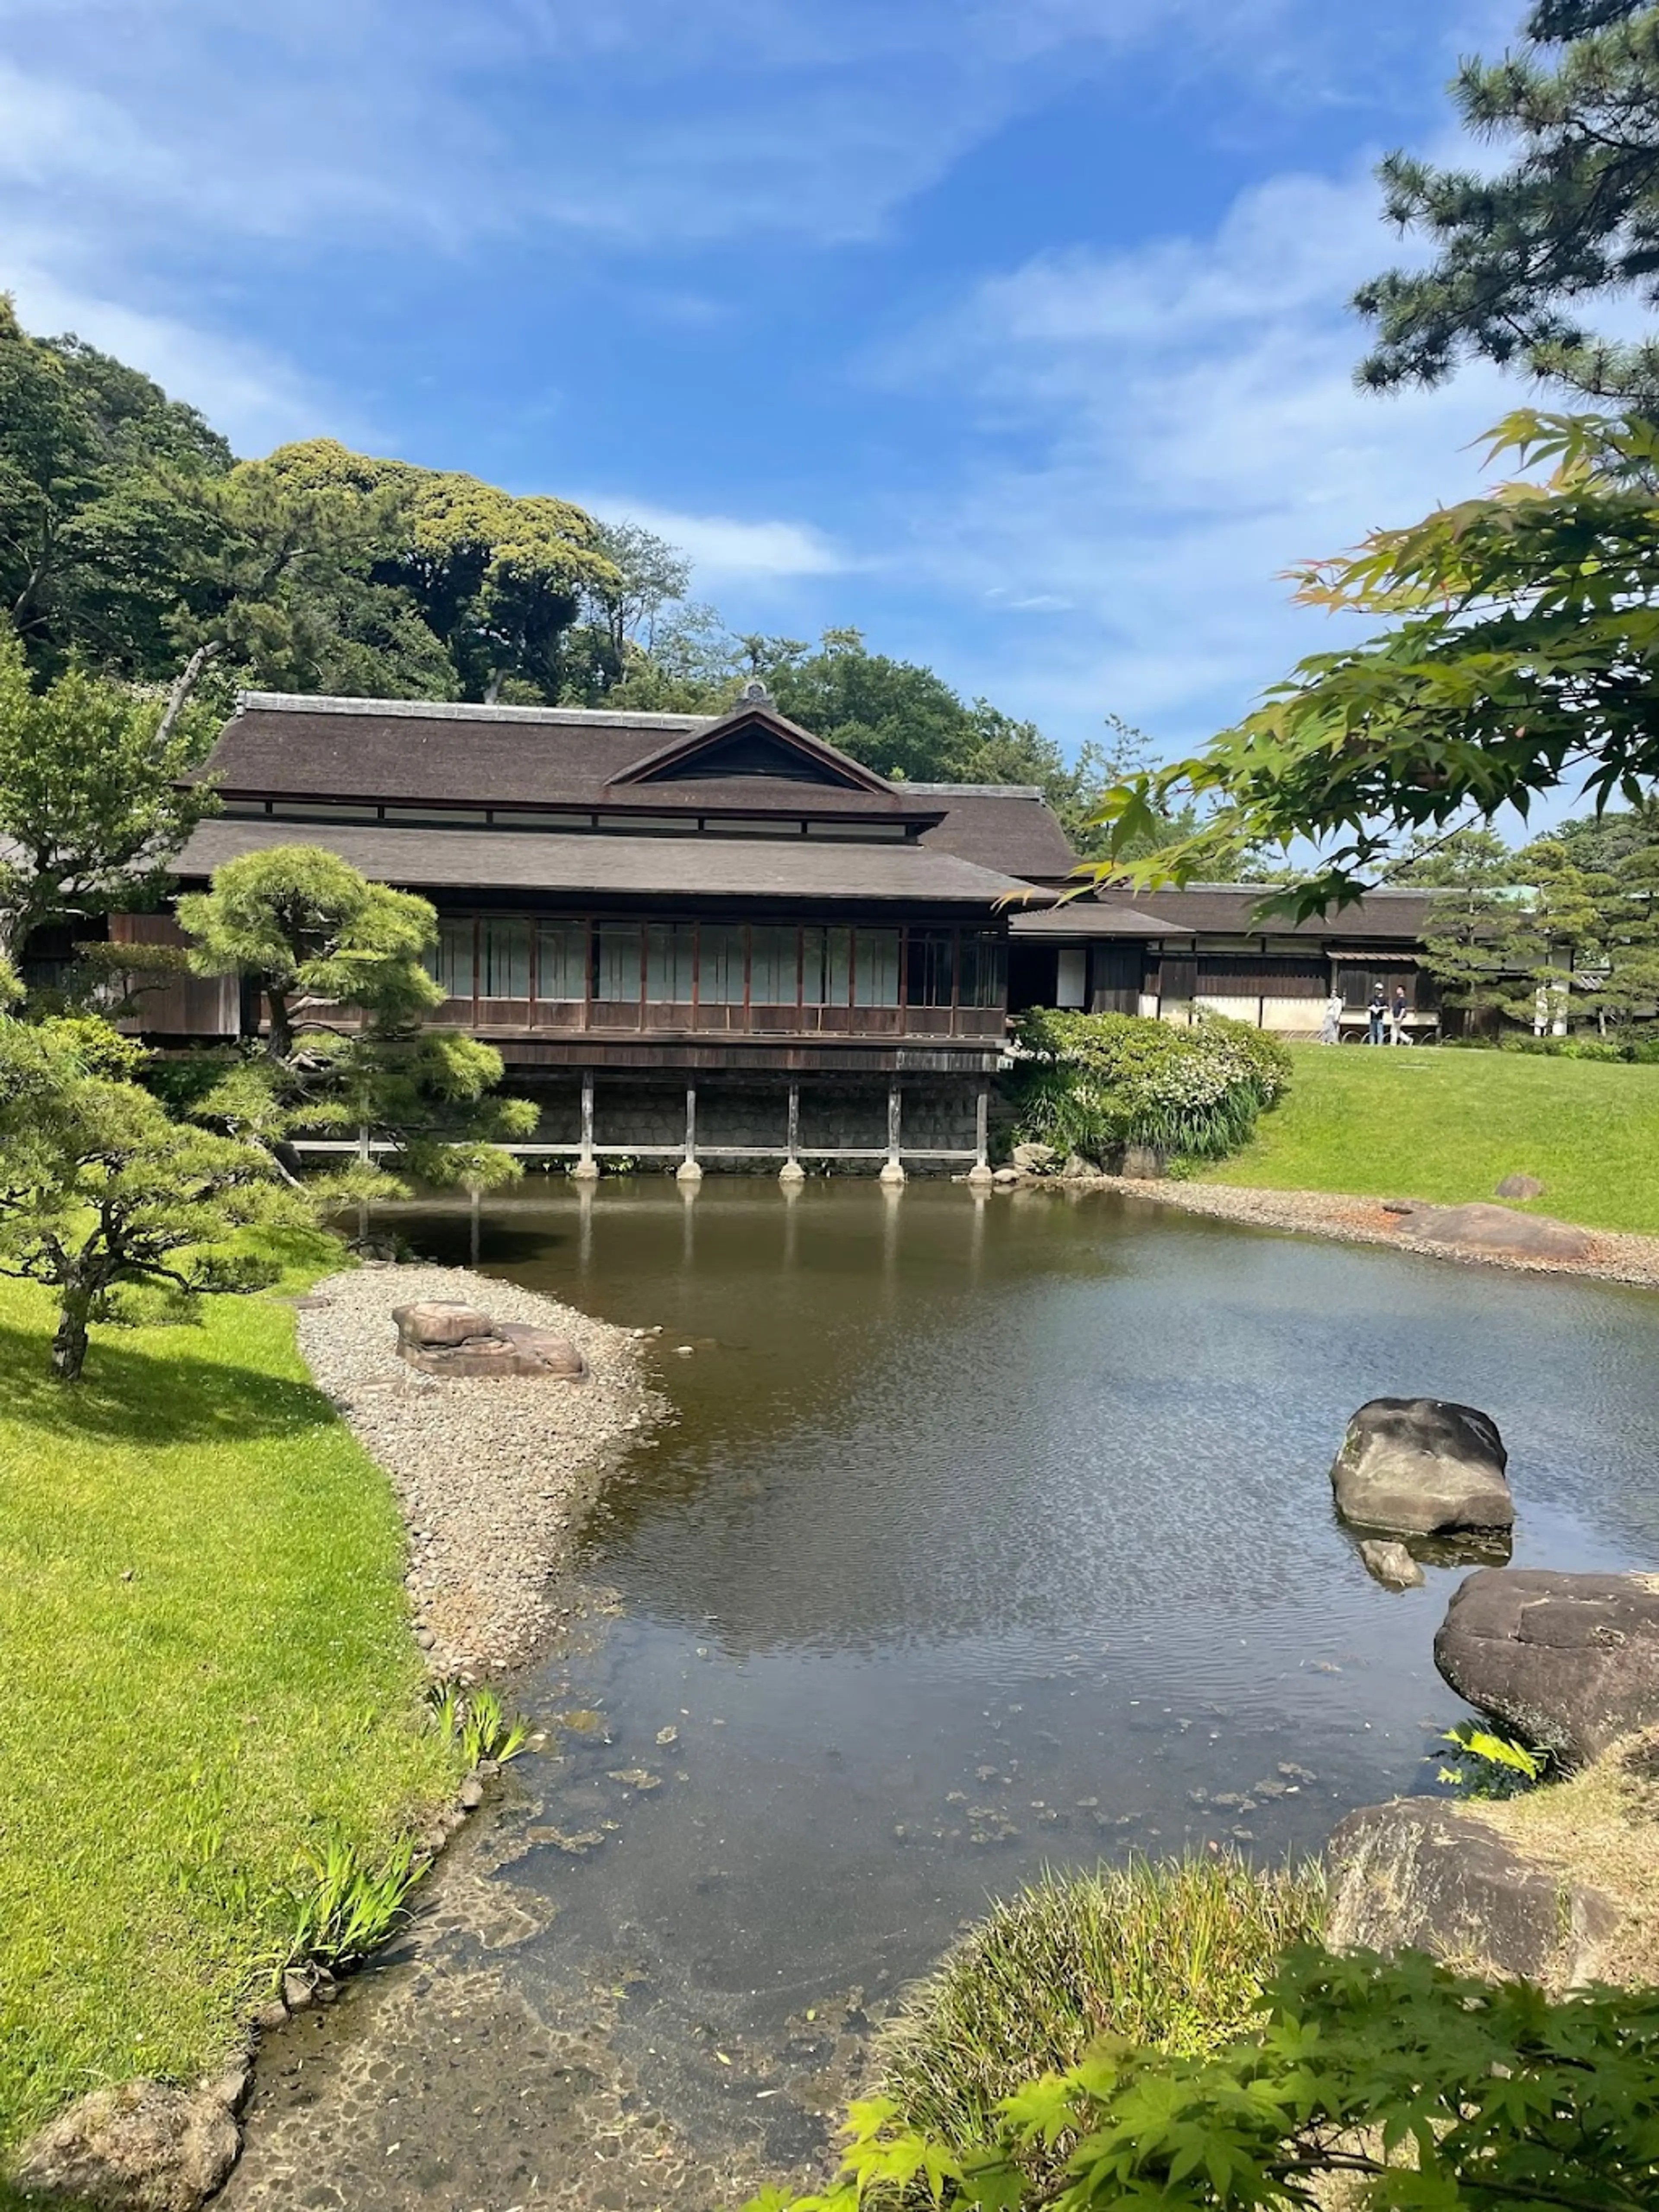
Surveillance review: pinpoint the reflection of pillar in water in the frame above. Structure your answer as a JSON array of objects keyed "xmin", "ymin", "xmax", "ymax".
[
  {"xmin": 968, "ymin": 1182, "xmax": 987, "ymax": 1281},
  {"xmin": 576, "ymin": 1178, "xmax": 595, "ymax": 1274},
  {"xmin": 880, "ymin": 1176, "xmax": 902, "ymax": 1301},
  {"xmin": 782, "ymin": 1174, "xmax": 800, "ymax": 1272},
  {"xmin": 680, "ymin": 1173, "xmax": 698, "ymax": 1268}
]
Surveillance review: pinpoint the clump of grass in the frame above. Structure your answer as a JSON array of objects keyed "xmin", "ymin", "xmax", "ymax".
[
  {"xmin": 281, "ymin": 1831, "xmax": 425, "ymax": 1980},
  {"xmin": 426, "ymin": 1679, "xmax": 531, "ymax": 1767},
  {"xmin": 878, "ymin": 1853, "xmax": 1325, "ymax": 2151}
]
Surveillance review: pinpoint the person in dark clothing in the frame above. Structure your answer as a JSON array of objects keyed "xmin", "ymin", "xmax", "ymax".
[
  {"xmin": 1391, "ymin": 985, "xmax": 1408, "ymax": 1044},
  {"xmin": 1367, "ymin": 987, "xmax": 1386, "ymax": 1044}
]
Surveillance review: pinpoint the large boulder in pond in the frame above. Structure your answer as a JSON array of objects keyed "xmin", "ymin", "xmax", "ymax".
[
  {"xmin": 1330, "ymin": 1398, "xmax": 1513, "ymax": 1537},
  {"xmin": 1435, "ymin": 1569, "xmax": 1659, "ymax": 1765},
  {"xmin": 1326, "ymin": 1798, "xmax": 1619, "ymax": 1992},
  {"xmin": 13, "ymin": 2079, "xmax": 241, "ymax": 2211}
]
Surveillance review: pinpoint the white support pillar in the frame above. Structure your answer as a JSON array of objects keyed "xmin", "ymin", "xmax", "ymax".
[
  {"xmin": 878, "ymin": 1078, "xmax": 906, "ymax": 1186},
  {"xmin": 967, "ymin": 1082, "xmax": 994, "ymax": 1187},
  {"xmin": 572, "ymin": 1069, "xmax": 600, "ymax": 1181},
  {"xmin": 779, "ymin": 1079, "xmax": 805, "ymax": 1186},
  {"xmin": 676, "ymin": 1080, "xmax": 703, "ymax": 1184}
]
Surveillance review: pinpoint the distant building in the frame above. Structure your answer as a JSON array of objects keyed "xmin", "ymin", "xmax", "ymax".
[{"xmin": 1006, "ymin": 884, "xmax": 1439, "ymax": 1038}]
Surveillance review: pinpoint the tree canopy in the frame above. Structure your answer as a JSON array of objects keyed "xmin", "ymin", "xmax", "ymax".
[
  {"xmin": 0, "ymin": 625, "xmax": 216, "ymax": 962},
  {"xmin": 0, "ymin": 1012, "xmax": 288, "ymax": 1381},
  {"xmin": 1099, "ymin": 410, "xmax": 1659, "ymax": 910},
  {"xmin": 1355, "ymin": 1, "xmax": 1659, "ymax": 411}
]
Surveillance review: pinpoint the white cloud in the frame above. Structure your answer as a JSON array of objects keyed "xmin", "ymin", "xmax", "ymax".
[
  {"xmin": 588, "ymin": 499, "xmax": 849, "ymax": 581},
  {"xmin": 3, "ymin": 250, "xmax": 343, "ymax": 453},
  {"xmin": 876, "ymin": 159, "xmax": 1520, "ymax": 754},
  {"xmin": 0, "ymin": 0, "xmax": 1299, "ymax": 261}
]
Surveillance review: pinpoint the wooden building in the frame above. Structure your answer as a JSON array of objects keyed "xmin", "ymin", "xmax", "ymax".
[
  {"xmin": 99, "ymin": 684, "xmax": 1450, "ymax": 1173},
  {"xmin": 141, "ymin": 685, "xmax": 1048, "ymax": 1176}
]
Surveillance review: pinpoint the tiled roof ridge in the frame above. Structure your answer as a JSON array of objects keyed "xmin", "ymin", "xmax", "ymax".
[{"xmin": 233, "ymin": 691, "xmax": 715, "ymax": 732}]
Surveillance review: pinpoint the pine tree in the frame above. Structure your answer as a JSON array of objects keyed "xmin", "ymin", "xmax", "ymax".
[
  {"xmin": 177, "ymin": 846, "xmax": 537, "ymax": 1201},
  {"xmin": 1354, "ymin": 3, "xmax": 1659, "ymax": 411}
]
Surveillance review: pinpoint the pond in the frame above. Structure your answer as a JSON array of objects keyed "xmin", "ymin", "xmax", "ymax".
[{"xmin": 376, "ymin": 1178, "xmax": 1659, "ymax": 2173}]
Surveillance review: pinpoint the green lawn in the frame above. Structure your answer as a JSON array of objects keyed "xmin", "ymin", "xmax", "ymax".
[
  {"xmin": 1201, "ymin": 1046, "xmax": 1659, "ymax": 1235},
  {"xmin": 0, "ymin": 1233, "xmax": 456, "ymax": 2161}
]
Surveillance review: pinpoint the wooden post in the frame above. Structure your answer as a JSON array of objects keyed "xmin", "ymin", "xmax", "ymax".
[
  {"xmin": 573, "ymin": 1069, "xmax": 599, "ymax": 1181},
  {"xmin": 879, "ymin": 1079, "xmax": 905, "ymax": 1185},
  {"xmin": 779, "ymin": 1079, "xmax": 804, "ymax": 1185},
  {"xmin": 677, "ymin": 1081, "xmax": 702, "ymax": 1184}
]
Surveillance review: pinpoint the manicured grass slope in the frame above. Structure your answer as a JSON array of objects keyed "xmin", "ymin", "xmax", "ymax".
[
  {"xmin": 0, "ymin": 1238, "xmax": 454, "ymax": 2155},
  {"xmin": 1205, "ymin": 1047, "xmax": 1659, "ymax": 1235}
]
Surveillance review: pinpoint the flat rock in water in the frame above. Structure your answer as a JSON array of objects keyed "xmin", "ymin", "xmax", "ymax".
[
  {"xmin": 1359, "ymin": 1538, "xmax": 1424, "ymax": 1591},
  {"xmin": 1402, "ymin": 1201, "xmax": 1592, "ymax": 1261},
  {"xmin": 1495, "ymin": 1174, "xmax": 1546, "ymax": 1201},
  {"xmin": 1435, "ymin": 1568, "xmax": 1659, "ymax": 1765},
  {"xmin": 14, "ymin": 2081, "xmax": 240, "ymax": 2212},
  {"xmin": 1326, "ymin": 1797, "xmax": 1619, "ymax": 1992},
  {"xmin": 1331, "ymin": 1397, "xmax": 1513, "ymax": 1537}
]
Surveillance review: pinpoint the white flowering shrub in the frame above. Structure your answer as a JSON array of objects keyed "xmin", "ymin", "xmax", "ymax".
[{"xmin": 1011, "ymin": 1010, "xmax": 1290, "ymax": 1163}]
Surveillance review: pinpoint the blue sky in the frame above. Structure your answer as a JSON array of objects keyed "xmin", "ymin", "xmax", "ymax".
[{"xmin": 2, "ymin": 0, "xmax": 1533, "ymax": 762}]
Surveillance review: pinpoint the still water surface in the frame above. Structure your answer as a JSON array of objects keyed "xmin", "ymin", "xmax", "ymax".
[{"xmin": 401, "ymin": 1181, "xmax": 1659, "ymax": 2158}]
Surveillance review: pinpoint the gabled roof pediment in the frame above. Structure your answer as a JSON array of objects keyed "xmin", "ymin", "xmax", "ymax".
[{"xmin": 609, "ymin": 696, "xmax": 896, "ymax": 795}]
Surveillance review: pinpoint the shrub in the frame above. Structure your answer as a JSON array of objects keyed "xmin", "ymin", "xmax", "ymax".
[
  {"xmin": 1010, "ymin": 1011, "xmax": 1290, "ymax": 1164},
  {"xmin": 877, "ymin": 1856, "xmax": 1324, "ymax": 2154},
  {"xmin": 760, "ymin": 1946, "xmax": 1659, "ymax": 2212}
]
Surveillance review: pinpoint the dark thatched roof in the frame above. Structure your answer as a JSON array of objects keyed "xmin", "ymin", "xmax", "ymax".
[{"xmin": 172, "ymin": 817, "xmax": 1028, "ymax": 908}]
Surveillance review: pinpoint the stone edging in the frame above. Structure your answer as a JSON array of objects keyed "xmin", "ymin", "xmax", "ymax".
[{"xmin": 1000, "ymin": 1171, "xmax": 1659, "ymax": 1291}]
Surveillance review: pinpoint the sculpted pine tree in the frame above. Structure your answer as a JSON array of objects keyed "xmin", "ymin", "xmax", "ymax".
[
  {"xmin": 0, "ymin": 1015, "xmax": 286, "ymax": 1381},
  {"xmin": 177, "ymin": 845, "xmax": 537, "ymax": 1197}
]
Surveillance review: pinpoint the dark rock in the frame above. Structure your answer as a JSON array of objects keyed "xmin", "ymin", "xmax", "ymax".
[
  {"xmin": 1380, "ymin": 1198, "xmax": 1420, "ymax": 1216},
  {"xmin": 1326, "ymin": 1797, "xmax": 1618, "ymax": 1990},
  {"xmin": 1495, "ymin": 1174, "xmax": 1546, "ymax": 1201},
  {"xmin": 1402, "ymin": 1202, "xmax": 1592, "ymax": 1261},
  {"xmin": 1331, "ymin": 1398, "xmax": 1514, "ymax": 1536},
  {"xmin": 392, "ymin": 1301, "xmax": 496, "ymax": 1348},
  {"xmin": 1359, "ymin": 1538, "xmax": 1424, "ymax": 1591},
  {"xmin": 1435, "ymin": 1569, "xmax": 1659, "ymax": 1764},
  {"xmin": 1119, "ymin": 1143, "xmax": 1166, "ymax": 1181},
  {"xmin": 391, "ymin": 1302, "xmax": 587, "ymax": 1380},
  {"xmin": 13, "ymin": 2081, "xmax": 240, "ymax": 2211}
]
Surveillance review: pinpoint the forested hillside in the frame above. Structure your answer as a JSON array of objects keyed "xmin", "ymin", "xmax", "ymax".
[{"xmin": 0, "ymin": 299, "xmax": 1123, "ymax": 842}]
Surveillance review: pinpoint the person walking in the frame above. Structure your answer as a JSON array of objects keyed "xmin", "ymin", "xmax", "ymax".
[
  {"xmin": 1391, "ymin": 984, "xmax": 1409, "ymax": 1045},
  {"xmin": 1367, "ymin": 986, "xmax": 1386, "ymax": 1045},
  {"xmin": 1320, "ymin": 989, "xmax": 1344, "ymax": 1044}
]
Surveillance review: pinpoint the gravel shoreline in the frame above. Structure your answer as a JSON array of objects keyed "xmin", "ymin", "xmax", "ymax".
[
  {"xmin": 296, "ymin": 1265, "xmax": 667, "ymax": 1676},
  {"xmin": 1076, "ymin": 1176, "xmax": 1659, "ymax": 1290}
]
